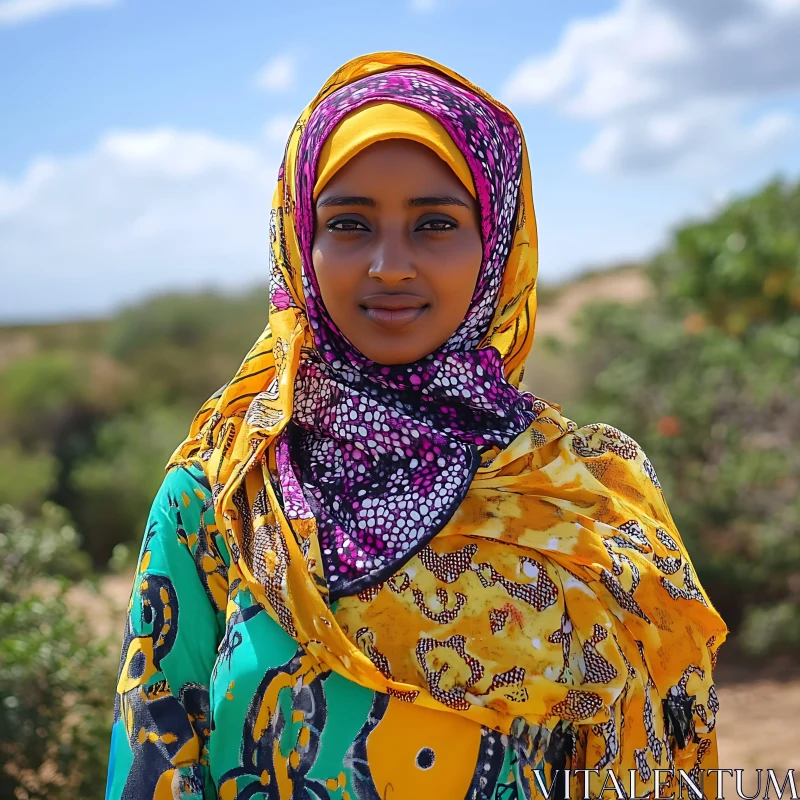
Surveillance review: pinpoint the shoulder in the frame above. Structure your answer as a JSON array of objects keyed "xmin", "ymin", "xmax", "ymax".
[
  {"xmin": 144, "ymin": 462, "xmax": 222, "ymax": 563},
  {"xmin": 139, "ymin": 462, "xmax": 230, "ymax": 613},
  {"xmin": 158, "ymin": 461, "xmax": 213, "ymax": 503},
  {"xmin": 568, "ymin": 422, "xmax": 647, "ymax": 463},
  {"xmin": 146, "ymin": 462, "xmax": 215, "ymax": 529},
  {"xmin": 563, "ymin": 421, "xmax": 664, "ymax": 494}
]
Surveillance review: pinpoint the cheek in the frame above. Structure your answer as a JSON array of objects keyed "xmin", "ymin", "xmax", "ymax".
[
  {"xmin": 311, "ymin": 240, "xmax": 356, "ymax": 310},
  {"xmin": 427, "ymin": 235, "xmax": 483, "ymax": 309},
  {"xmin": 310, "ymin": 239, "xmax": 325, "ymax": 285}
]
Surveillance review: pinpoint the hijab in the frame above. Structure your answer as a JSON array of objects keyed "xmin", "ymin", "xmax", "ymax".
[
  {"xmin": 290, "ymin": 81, "xmax": 537, "ymax": 599},
  {"xmin": 170, "ymin": 52, "xmax": 727, "ymax": 797}
]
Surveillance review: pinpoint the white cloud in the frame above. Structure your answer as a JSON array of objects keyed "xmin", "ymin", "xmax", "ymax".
[
  {"xmin": 0, "ymin": 0, "xmax": 116, "ymax": 25},
  {"xmin": 503, "ymin": 0, "xmax": 800, "ymax": 174},
  {"xmin": 504, "ymin": 2, "xmax": 691, "ymax": 115},
  {"xmin": 255, "ymin": 54, "xmax": 296, "ymax": 93},
  {"xmin": 579, "ymin": 102, "xmax": 797, "ymax": 174},
  {"xmin": 1, "ymin": 128, "xmax": 281, "ymax": 322},
  {"xmin": 758, "ymin": 0, "xmax": 800, "ymax": 12}
]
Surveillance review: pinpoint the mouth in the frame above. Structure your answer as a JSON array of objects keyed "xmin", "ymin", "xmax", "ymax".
[{"xmin": 360, "ymin": 294, "xmax": 430, "ymax": 330}]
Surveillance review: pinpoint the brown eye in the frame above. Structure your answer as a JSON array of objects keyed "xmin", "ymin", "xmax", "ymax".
[
  {"xmin": 327, "ymin": 217, "xmax": 370, "ymax": 233},
  {"xmin": 416, "ymin": 217, "xmax": 458, "ymax": 232}
]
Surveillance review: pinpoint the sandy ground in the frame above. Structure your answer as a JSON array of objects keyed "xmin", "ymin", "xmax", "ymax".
[
  {"xmin": 80, "ymin": 572, "xmax": 798, "ymax": 776},
  {"xmin": 534, "ymin": 267, "xmax": 652, "ymax": 341},
  {"xmin": 715, "ymin": 676, "xmax": 800, "ymax": 775}
]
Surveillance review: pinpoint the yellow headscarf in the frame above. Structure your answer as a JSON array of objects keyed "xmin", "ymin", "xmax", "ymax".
[
  {"xmin": 170, "ymin": 52, "xmax": 727, "ymax": 799},
  {"xmin": 314, "ymin": 101, "xmax": 476, "ymax": 199}
]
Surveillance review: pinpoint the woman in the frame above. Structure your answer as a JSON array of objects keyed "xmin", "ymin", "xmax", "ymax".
[{"xmin": 106, "ymin": 52, "xmax": 727, "ymax": 800}]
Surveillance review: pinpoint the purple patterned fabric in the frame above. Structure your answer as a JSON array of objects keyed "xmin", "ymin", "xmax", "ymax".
[{"xmin": 278, "ymin": 68, "xmax": 536, "ymax": 599}]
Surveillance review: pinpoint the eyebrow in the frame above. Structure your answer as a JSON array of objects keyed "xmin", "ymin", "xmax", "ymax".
[
  {"xmin": 316, "ymin": 194, "xmax": 470, "ymax": 209},
  {"xmin": 408, "ymin": 195, "xmax": 470, "ymax": 208},
  {"xmin": 316, "ymin": 195, "xmax": 376, "ymax": 208}
]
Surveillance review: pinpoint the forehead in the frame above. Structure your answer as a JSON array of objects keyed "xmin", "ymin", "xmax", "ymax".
[{"xmin": 317, "ymin": 139, "xmax": 468, "ymax": 196}]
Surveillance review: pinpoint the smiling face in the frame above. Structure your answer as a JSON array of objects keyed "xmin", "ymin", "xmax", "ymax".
[{"xmin": 311, "ymin": 139, "xmax": 483, "ymax": 365}]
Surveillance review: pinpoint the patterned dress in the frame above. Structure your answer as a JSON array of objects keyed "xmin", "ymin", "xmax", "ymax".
[{"xmin": 106, "ymin": 463, "xmax": 546, "ymax": 800}]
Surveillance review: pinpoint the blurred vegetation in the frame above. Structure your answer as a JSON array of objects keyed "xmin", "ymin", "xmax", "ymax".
[
  {"xmin": 0, "ymin": 176, "xmax": 798, "ymax": 790},
  {"xmin": 0, "ymin": 288, "xmax": 270, "ymax": 566},
  {"xmin": 0, "ymin": 504, "xmax": 115, "ymax": 799}
]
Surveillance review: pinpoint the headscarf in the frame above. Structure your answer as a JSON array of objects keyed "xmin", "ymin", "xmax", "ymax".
[
  {"xmin": 170, "ymin": 52, "xmax": 727, "ymax": 798},
  {"xmin": 289, "ymin": 79, "xmax": 536, "ymax": 599},
  {"xmin": 313, "ymin": 101, "xmax": 477, "ymax": 200}
]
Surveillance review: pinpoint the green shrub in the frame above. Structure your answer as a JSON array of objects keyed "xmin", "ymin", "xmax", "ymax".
[
  {"xmin": 105, "ymin": 287, "xmax": 270, "ymax": 408},
  {"xmin": 0, "ymin": 351, "xmax": 90, "ymax": 447},
  {"xmin": 739, "ymin": 602, "xmax": 800, "ymax": 657},
  {"xmin": 651, "ymin": 177, "xmax": 800, "ymax": 333},
  {"xmin": 70, "ymin": 405, "xmax": 191, "ymax": 564},
  {"xmin": 0, "ymin": 504, "xmax": 116, "ymax": 800},
  {"xmin": 0, "ymin": 443, "xmax": 59, "ymax": 514}
]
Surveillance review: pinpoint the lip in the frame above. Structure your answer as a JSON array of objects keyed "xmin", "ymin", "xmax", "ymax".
[{"xmin": 360, "ymin": 293, "xmax": 429, "ymax": 330}]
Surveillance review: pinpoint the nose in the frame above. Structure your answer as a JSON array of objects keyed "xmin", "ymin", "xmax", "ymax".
[{"xmin": 367, "ymin": 228, "xmax": 416, "ymax": 285}]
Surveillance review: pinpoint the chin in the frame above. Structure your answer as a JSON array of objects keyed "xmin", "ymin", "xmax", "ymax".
[
  {"xmin": 363, "ymin": 351, "xmax": 426, "ymax": 366},
  {"xmin": 350, "ymin": 329, "xmax": 432, "ymax": 366},
  {"xmin": 361, "ymin": 340, "xmax": 436, "ymax": 365}
]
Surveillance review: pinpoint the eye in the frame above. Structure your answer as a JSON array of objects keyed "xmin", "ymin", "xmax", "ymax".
[
  {"xmin": 327, "ymin": 217, "xmax": 370, "ymax": 233},
  {"xmin": 416, "ymin": 216, "xmax": 458, "ymax": 233}
]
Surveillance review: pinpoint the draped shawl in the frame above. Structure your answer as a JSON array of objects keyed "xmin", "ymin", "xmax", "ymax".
[{"xmin": 170, "ymin": 51, "xmax": 728, "ymax": 799}]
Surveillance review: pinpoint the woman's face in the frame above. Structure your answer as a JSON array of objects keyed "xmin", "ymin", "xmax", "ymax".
[{"xmin": 312, "ymin": 139, "xmax": 482, "ymax": 365}]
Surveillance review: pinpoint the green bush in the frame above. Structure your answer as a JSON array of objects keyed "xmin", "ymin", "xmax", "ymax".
[
  {"xmin": 105, "ymin": 287, "xmax": 270, "ymax": 408},
  {"xmin": 0, "ymin": 443, "xmax": 59, "ymax": 514},
  {"xmin": 0, "ymin": 351, "xmax": 90, "ymax": 447},
  {"xmin": 70, "ymin": 405, "xmax": 192, "ymax": 564},
  {"xmin": 651, "ymin": 177, "xmax": 800, "ymax": 333},
  {"xmin": 0, "ymin": 504, "xmax": 116, "ymax": 800},
  {"xmin": 0, "ymin": 288, "xmax": 271, "ymax": 566},
  {"xmin": 0, "ymin": 350, "xmax": 130, "ymax": 522},
  {"xmin": 739, "ymin": 602, "xmax": 800, "ymax": 657}
]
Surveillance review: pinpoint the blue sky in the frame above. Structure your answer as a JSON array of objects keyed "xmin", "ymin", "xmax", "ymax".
[{"xmin": 2, "ymin": 0, "xmax": 800, "ymax": 322}]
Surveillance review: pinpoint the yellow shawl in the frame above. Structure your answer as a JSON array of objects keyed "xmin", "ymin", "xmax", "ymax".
[{"xmin": 170, "ymin": 52, "xmax": 727, "ymax": 798}]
